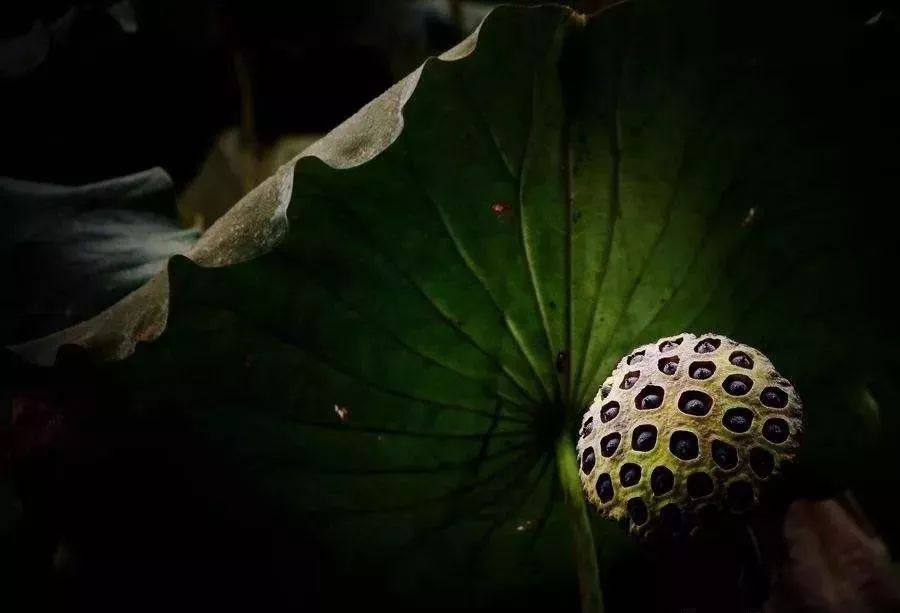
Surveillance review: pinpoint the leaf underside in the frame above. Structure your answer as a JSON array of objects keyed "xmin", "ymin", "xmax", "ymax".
[{"xmin": 7, "ymin": 1, "xmax": 897, "ymax": 610}]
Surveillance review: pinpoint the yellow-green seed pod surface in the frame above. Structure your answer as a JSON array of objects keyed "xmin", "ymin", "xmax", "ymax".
[{"xmin": 576, "ymin": 333, "xmax": 802, "ymax": 540}]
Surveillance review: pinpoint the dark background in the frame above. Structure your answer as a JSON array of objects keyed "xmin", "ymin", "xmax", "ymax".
[{"xmin": 1, "ymin": 0, "xmax": 494, "ymax": 188}]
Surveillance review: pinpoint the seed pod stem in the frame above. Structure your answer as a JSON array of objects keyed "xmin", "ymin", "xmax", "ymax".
[
  {"xmin": 738, "ymin": 523, "xmax": 771, "ymax": 607},
  {"xmin": 556, "ymin": 433, "xmax": 605, "ymax": 613}
]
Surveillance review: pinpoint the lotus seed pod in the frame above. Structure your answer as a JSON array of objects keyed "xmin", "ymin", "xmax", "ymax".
[{"xmin": 576, "ymin": 333, "xmax": 802, "ymax": 540}]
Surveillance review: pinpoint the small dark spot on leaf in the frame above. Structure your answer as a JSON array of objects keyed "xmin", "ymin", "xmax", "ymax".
[
  {"xmin": 762, "ymin": 418, "xmax": 789, "ymax": 443},
  {"xmin": 549, "ymin": 301, "xmax": 557, "ymax": 310},
  {"xmin": 723, "ymin": 408, "xmax": 753, "ymax": 433},
  {"xmin": 632, "ymin": 424, "xmax": 658, "ymax": 452},
  {"xmin": 670, "ymin": 431, "xmax": 699, "ymax": 460},
  {"xmin": 596, "ymin": 473, "xmax": 614, "ymax": 502},
  {"xmin": 627, "ymin": 498, "xmax": 648, "ymax": 525},
  {"xmin": 600, "ymin": 433, "xmax": 621, "ymax": 457},
  {"xmin": 678, "ymin": 390, "xmax": 712, "ymax": 416},
  {"xmin": 600, "ymin": 401, "xmax": 620, "ymax": 423},
  {"xmin": 556, "ymin": 351, "xmax": 569, "ymax": 374},
  {"xmin": 760, "ymin": 387, "xmax": 788, "ymax": 408},
  {"xmin": 729, "ymin": 351, "xmax": 753, "ymax": 369},
  {"xmin": 723, "ymin": 374, "xmax": 753, "ymax": 396},
  {"xmin": 582, "ymin": 447, "xmax": 596, "ymax": 474},
  {"xmin": 712, "ymin": 440, "xmax": 738, "ymax": 470},
  {"xmin": 687, "ymin": 473, "xmax": 715, "ymax": 498},
  {"xmin": 636, "ymin": 385, "xmax": 664, "ymax": 410},
  {"xmin": 748, "ymin": 447, "xmax": 774, "ymax": 478},
  {"xmin": 651, "ymin": 466, "xmax": 674, "ymax": 495}
]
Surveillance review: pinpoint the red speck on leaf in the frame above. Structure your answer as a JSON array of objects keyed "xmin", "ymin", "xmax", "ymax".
[
  {"xmin": 334, "ymin": 404, "xmax": 350, "ymax": 423},
  {"xmin": 135, "ymin": 321, "xmax": 162, "ymax": 342},
  {"xmin": 491, "ymin": 201, "xmax": 512, "ymax": 217}
]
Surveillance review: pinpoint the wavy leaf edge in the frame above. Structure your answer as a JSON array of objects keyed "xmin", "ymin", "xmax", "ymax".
[{"xmin": 9, "ymin": 4, "xmax": 585, "ymax": 368}]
